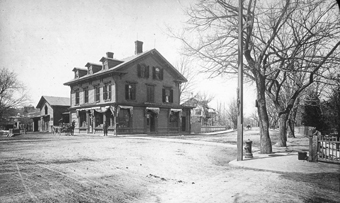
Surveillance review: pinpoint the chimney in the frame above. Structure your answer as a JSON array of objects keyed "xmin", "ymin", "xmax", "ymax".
[
  {"xmin": 106, "ymin": 52, "xmax": 114, "ymax": 58},
  {"xmin": 135, "ymin": 40, "xmax": 143, "ymax": 55}
]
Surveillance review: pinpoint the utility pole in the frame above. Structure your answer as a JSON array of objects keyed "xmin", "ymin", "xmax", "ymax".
[{"xmin": 237, "ymin": 0, "xmax": 244, "ymax": 161}]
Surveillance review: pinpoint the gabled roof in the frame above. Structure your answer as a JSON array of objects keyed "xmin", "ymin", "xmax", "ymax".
[
  {"xmin": 36, "ymin": 96, "xmax": 70, "ymax": 109},
  {"xmin": 181, "ymin": 98, "xmax": 200, "ymax": 107},
  {"xmin": 64, "ymin": 49, "xmax": 187, "ymax": 86}
]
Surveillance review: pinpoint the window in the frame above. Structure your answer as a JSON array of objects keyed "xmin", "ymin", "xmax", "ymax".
[
  {"xmin": 87, "ymin": 67, "xmax": 93, "ymax": 74},
  {"xmin": 84, "ymin": 88, "xmax": 89, "ymax": 103},
  {"xmin": 162, "ymin": 88, "xmax": 173, "ymax": 103},
  {"xmin": 75, "ymin": 91, "xmax": 80, "ymax": 105},
  {"xmin": 137, "ymin": 64, "xmax": 149, "ymax": 78},
  {"xmin": 79, "ymin": 111, "xmax": 87, "ymax": 127},
  {"xmin": 169, "ymin": 112, "xmax": 179, "ymax": 128},
  {"xmin": 125, "ymin": 83, "xmax": 136, "ymax": 100},
  {"xmin": 95, "ymin": 112, "xmax": 103, "ymax": 128},
  {"xmin": 146, "ymin": 85, "xmax": 155, "ymax": 103},
  {"xmin": 105, "ymin": 110, "xmax": 114, "ymax": 127},
  {"xmin": 117, "ymin": 109, "xmax": 130, "ymax": 128},
  {"xmin": 103, "ymin": 83, "xmax": 111, "ymax": 101},
  {"xmin": 95, "ymin": 86, "xmax": 100, "ymax": 102},
  {"xmin": 152, "ymin": 66, "xmax": 163, "ymax": 80},
  {"xmin": 195, "ymin": 108, "xmax": 202, "ymax": 116},
  {"xmin": 44, "ymin": 106, "xmax": 48, "ymax": 115}
]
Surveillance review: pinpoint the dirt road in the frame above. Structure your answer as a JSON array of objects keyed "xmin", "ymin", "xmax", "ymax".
[{"xmin": 0, "ymin": 133, "xmax": 339, "ymax": 202}]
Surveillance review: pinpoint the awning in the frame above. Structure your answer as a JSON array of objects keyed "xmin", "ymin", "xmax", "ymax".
[
  {"xmin": 169, "ymin": 108, "xmax": 182, "ymax": 116},
  {"xmin": 146, "ymin": 107, "xmax": 160, "ymax": 114},
  {"xmin": 170, "ymin": 109, "xmax": 182, "ymax": 112},
  {"xmin": 77, "ymin": 107, "xmax": 100, "ymax": 111},
  {"xmin": 95, "ymin": 106, "xmax": 110, "ymax": 113},
  {"xmin": 110, "ymin": 106, "xmax": 115, "ymax": 115},
  {"xmin": 76, "ymin": 106, "xmax": 115, "ymax": 116},
  {"xmin": 118, "ymin": 105, "xmax": 133, "ymax": 116}
]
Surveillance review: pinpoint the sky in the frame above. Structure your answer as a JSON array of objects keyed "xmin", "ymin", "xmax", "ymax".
[{"xmin": 0, "ymin": 0, "xmax": 256, "ymax": 116}]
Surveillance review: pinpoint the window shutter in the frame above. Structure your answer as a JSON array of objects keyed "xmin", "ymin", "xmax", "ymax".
[
  {"xmin": 152, "ymin": 67, "xmax": 156, "ymax": 79},
  {"xmin": 162, "ymin": 89, "xmax": 165, "ymax": 102},
  {"xmin": 170, "ymin": 89, "xmax": 173, "ymax": 103},
  {"xmin": 146, "ymin": 66, "xmax": 149, "ymax": 78},
  {"xmin": 146, "ymin": 86, "xmax": 150, "ymax": 102},
  {"xmin": 104, "ymin": 86, "xmax": 106, "ymax": 100},
  {"xmin": 137, "ymin": 64, "xmax": 141, "ymax": 77},
  {"xmin": 109, "ymin": 85, "xmax": 112, "ymax": 100},
  {"xmin": 151, "ymin": 86, "xmax": 155, "ymax": 102},
  {"xmin": 132, "ymin": 85, "xmax": 136, "ymax": 100},
  {"xmin": 160, "ymin": 68, "xmax": 164, "ymax": 80},
  {"xmin": 125, "ymin": 84, "xmax": 129, "ymax": 100}
]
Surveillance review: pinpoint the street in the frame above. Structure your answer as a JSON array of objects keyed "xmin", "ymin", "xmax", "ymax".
[{"xmin": 0, "ymin": 132, "xmax": 339, "ymax": 203}]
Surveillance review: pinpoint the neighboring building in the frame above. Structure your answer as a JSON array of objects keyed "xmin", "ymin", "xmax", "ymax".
[
  {"xmin": 182, "ymin": 97, "xmax": 217, "ymax": 133},
  {"xmin": 63, "ymin": 41, "xmax": 191, "ymax": 135},
  {"xmin": 35, "ymin": 96, "xmax": 70, "ymax": 132},
  {"xmin": 182, "ymin": 97, "xmax": 217, "ymax": 125}
]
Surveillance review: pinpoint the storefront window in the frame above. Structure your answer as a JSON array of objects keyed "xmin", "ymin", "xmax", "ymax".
[
  {"xmin": 79, "ymin": 111, "xmax": 87, "ymax": 127},
  {"xmin": 117, "ymin": 109, "xmax": 130, "ymax": 128},
  {"xmin": 170, "ymin": 112, "xmax": 179, "ymax": 127},
  {"xmin": 95, "ymin": 112, "xmax": 103, "ymax": 128},
  {"xmin": 105, "ymin": 110, "xmax": 114, "ymax": 127}
]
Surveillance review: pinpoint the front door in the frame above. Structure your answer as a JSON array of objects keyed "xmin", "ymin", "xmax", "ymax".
[
  {"xmin": 181, "ymin": 116, "xmax": 186, "ymax": 131},
  {"xmin": 149, "ymin": 113, "xmax": 156, "ymax": 132},
  {"xmin": 146, "ymin": 112, "xmax": 157, "ymax": 133}
]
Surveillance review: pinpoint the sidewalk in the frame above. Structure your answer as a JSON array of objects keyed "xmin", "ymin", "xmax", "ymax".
[
  {"xmin": 128, "ymin": 131, "xmax": 340, "ymax": 174},
  {"xmin": 76, "ymin": 129, "xmax": 340, "ymax": 174},
  {"xmin": 229, "ymin": 151, "xmax": 340, "ymax": 174}
]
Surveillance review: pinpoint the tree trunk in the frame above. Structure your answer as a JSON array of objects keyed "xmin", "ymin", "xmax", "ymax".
[
  {"xmin": 288, "ymin": 98, "xmax": 299, "ymax": 138},
  {"xmin": 277, "ymin": 113, "xmax": 289, "ymax": 147},
  {"xmin": 287, "ymin": 118, "xmax": 295, "ymax": 138},
  {"xmin": 255, "ymin": 74, "xmax": 272, "ymax": 154}
]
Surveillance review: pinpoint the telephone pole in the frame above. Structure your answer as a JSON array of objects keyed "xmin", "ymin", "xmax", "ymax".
[{"xmin": 237, "ymin": 0, "xmax": 244, "ymax": 161}]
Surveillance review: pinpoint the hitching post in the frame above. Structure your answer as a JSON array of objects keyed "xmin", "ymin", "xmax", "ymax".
[{"xmin": 237, "ymin": 0, "xmax": 244, "ymax": 161}]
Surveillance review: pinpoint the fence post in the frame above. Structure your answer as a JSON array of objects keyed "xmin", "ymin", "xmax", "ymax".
[
  {"xmin": 308, "ymin": 132, "xmax": 319, "ymax": 162},
  {"xmin": 309, "ymin": 134, "xmax": 314, "ymax": 162}
]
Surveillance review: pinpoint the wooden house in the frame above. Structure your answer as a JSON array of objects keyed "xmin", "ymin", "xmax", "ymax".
[{"xmin": 63, "ymin": 41, "xmax": 191, "ymax": 135}]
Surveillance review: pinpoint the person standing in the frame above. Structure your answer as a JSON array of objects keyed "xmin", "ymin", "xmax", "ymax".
[
  {"xmin": 71, "ymin": 120, "xmax": 75, "ymax": 136},
  {"xmin": 103, "ymin": 121, "xmax": 108, "ymax": 136}
]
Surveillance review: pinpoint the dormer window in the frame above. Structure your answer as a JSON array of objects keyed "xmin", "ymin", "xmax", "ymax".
[
  {"xmin": 75, "ymin": 71, "xmax": 79, "ymax": 78},
  {"xmin": 87, "ymin": 67, "xmax": 93, "ymax": 74},
  {"xmin": 103, "ymin": 61, "xmax": 108, "ymax": 70}
]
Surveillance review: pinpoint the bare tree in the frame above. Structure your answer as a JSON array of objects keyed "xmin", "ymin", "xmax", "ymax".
[
  {"xmin": 0, "ymin": 68, "xmax": 29, "ymax": 123},
  {"xmin": 226, "ymin": 99, "xmax": 238, "ymax": 129},
  {"xmin": 176, "ymin": 57, "xmax": 197, "ymax": 103},
  {"xmin": 265, "ymin": 97, "xmax": 279, "ymax": 129},
  {"xmin": 172, "ymin": 0, "xmax": 340, "ymax": 153}
]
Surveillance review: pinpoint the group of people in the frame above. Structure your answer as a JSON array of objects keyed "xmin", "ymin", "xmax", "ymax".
[{"xmin": 67, "ymin": 120, "xmax": 111, "ymax": 136}]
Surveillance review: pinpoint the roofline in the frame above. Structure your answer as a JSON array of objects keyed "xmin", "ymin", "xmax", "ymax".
[
  {"xmin": 99, "ymin": 57, "xmax": 124, "ymax": 62},
  {"xmin": 64, "ymin": 49, "xmax": 187, "ymax": 86},
  {"xmin": 72, "ymin": 67, "xmax": 87, "ymax": 71},
  {"xmin": 36, "ymin": 96, "xmax": 70, "ymax": 109},
  {"xmin": 85, "ymin": 62, "xmax": 102, "ymax": 67},
  {"xmin": 63, "ymin": 71, "xmax": 127, "ymax": 86}
]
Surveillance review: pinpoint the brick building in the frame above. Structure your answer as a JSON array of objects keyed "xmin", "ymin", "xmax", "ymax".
[
  {"xmin": 63, "ymin": 41, "xmax": 191, "ymax": 135},
  {"xmin": 35, "ymin": 96, "xmax": 70, "ymax": 132}
]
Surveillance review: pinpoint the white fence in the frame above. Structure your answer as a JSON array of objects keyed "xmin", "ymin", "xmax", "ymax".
[{"xmin": 200, "ymin": 126, "xmax": 227, "ymax": 133}]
